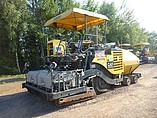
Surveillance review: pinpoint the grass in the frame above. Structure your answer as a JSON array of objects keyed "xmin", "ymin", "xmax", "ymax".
[
  {"xmin": 0, "ymin": 74, "xmax": 26, "ymax": 84},
  {"xmin": 0, "ymin": 82, "xmax": 6, "ymax": 84},
  {"xmin": 0, "ymin": 74, "xmax": 25, "ymax": 79}
]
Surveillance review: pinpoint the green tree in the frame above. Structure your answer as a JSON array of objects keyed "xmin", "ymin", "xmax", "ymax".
[
  {"xmin": 22, "ymin": 0, "xmax": 78, "ymax": 68},
  {"xmin": 147, "ymin": 31, "xmax": 157, "ymax": 50},
  {"xmin": 99, "ymin": 2, "xmax": 118, "ymax": 43},
  {"xmin": 0, "ymin": 0, "xmax": 28, "ymax": 74},
  {"xmin": 99, "ymin": 1, "xmax": 148, "ymax": 44},
  {"xmin": 81, "ymin": 0, "xmax": 98, "ymax": 12}
]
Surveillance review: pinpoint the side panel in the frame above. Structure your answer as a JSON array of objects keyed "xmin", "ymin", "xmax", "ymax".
[
  {"xmin": 92, "ymin": 50, "xmax": 124, "ymax": 75},
  {"xmin": 123, "ymin": 49, "xmax": 140, "ymax": 74}
]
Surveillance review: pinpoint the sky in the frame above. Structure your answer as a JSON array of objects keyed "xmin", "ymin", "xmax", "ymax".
[
  {"xmin": 93, "ymin": 0, "xmax": 157, "ymax": 33},
  {"xmin": 77, "ymin": 0, "xmax": 157, "ymax": 33}
]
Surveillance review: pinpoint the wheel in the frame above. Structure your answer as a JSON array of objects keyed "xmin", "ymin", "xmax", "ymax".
[
  {"xmin": 92, "ymin": 77, "xmax": 110, "ymax": 95},
  {"xmin": 121, "ymin": 77, "xmax": 131, "ymax": 86},
  {"xmin": 131, "ymin": 75, "xmax": 138, "ymax": 84}
]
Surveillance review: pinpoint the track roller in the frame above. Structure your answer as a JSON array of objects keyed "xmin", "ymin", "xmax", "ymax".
[
  {"xmin": 121, "ymin": 76, "xmax": 131, "ymax": 86},
  {"xmin": 131, "ymin": 75, "xmax": 138, "ymax": 84}
]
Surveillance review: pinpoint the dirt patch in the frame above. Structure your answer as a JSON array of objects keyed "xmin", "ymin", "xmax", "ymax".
[{"xmin": 0, "ymin": 64, "xmax": 157, "ymax": 118}]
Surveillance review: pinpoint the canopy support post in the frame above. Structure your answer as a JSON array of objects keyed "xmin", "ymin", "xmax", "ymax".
[
  {"xmin": 95, "ymin": 26, "xmax": 98, "ymax": 45},
  {"xmin": 104, "ymin": 22, "xmax": 107, "ymax": 44},
  {"xmin": 84, "ymin": 15, "xmax": 87, "ymax": 40}
]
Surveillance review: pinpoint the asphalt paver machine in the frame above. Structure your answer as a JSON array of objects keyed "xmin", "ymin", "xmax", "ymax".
[
  {"xmin": 23, "ymin": 8, "xmax": 141, "ymax": 104},
  {"xmin": 133, "ymin": 43, "xmax": 155, "ymax": 63}
]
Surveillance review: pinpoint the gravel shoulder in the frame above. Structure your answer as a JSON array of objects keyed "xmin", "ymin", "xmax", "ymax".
[{"xmin": 0, "ymin": 64, "xmax": 157, "ymax": 118}]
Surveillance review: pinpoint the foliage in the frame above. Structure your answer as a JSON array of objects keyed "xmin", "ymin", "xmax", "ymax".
[
  {"xmin": 0, "ymin": 74, "xmax": 25, "ymax": 78},
  {"xmin": 99, "ymin": 1, "xmax": 148, "ymax": 44},
  {"xmin": 0, "ymin": 0, "xmax": 28, "ymax": 74},
  {"xmin": 147, "ymin": 31, "xmax": 157, "ymax": 50},
  {"xmin": 81, "ymin": 0, "xmax": 98, "ymax": 11}
]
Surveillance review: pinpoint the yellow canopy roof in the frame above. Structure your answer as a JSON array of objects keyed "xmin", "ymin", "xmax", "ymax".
[
  {"xmin": 44, "ymin": 8, "xmax": 109, "ymax": 30},
  {"xmin": 133, "ymin": 43, "xmax": 150, "ymax": 46}
]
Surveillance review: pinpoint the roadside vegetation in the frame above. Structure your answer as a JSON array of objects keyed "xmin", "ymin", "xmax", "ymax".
[
  {"xmin": 0, "ymin": 74, "xmax": 25, "ymax": 78},
  {"xmin": 0, "ymin": 74, "xmax": 25, "ymax": 84}
]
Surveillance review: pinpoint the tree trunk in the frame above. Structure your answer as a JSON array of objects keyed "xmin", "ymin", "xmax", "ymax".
[{"xmin": 15, "ymin": 48, "xmax": 21, "ymax": 74}]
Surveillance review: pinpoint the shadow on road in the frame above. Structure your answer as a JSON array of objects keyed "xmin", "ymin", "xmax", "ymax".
[
  {"xmin": 153, "ymin": 76, "xmax": 157, "ymax": 79},
  {"xmin": 0, "ymin": 92, "xmax": 66, "ymax": 118},
  {"xmin": 0, "ymin": 78, "xmax": 25, "ymax": 84},
  {"xmin": 110, "ymin": 84, "xmax": 127, "ymax": 90}
]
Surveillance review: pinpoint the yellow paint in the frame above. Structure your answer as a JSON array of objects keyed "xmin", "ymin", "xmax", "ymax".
[
  {"xmin": 92, "ymin": 51, "xmax": 124, "ymax": 75},
  {"xmin": 47, "ymin": 39, "xmax": 66, "ymax": 57},
  {"xmin": 44, "ymin": 8, "xmax": 109, "ymax": 30},
  {"xmin": 123, "ymin": 61, "xmax": 139, "ymax": 74},
  {"xmin": 92, "ymin": 50, "xmax": 139, "ymax": 75}
]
